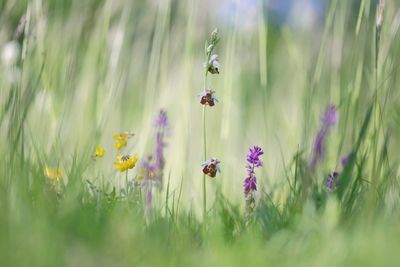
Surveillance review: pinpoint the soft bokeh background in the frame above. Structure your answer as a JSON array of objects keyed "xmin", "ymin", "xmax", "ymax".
[
  {"xmin": 3, "ymin": 0, "xmax": 399, "ymax": 209},
  {"xmin": 1, "ymin": 0, "xmax": 400, "ymax": 266}
]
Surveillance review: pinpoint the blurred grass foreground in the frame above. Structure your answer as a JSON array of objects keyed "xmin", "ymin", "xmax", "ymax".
[{"xmin": 1, "ymin": 0, "xmax": 400, "ymax": 266}]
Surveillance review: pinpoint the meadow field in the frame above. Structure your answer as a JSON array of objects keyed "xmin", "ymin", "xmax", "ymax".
[{"xmin": 1, "ymin": 0, "xmax": 400, "ymax": 266}]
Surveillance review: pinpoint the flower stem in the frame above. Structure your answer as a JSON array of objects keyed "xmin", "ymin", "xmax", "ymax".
[
  {"xmin": 202, "ymin": 70, "xmax": 208, "ymax": 221},
  {"xmin": 125, "ymin": 170, "xmax": 128, "ymax": 195},
  {"xmin": 202, "ymin": 105, "xmax": 207, "ymax": 220}
]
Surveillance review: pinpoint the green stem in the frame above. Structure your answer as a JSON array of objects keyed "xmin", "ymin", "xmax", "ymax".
[
  {"xmin": 202, "ymin": 105, "xmax": 207, "ymax": 220},
  {"xmin": 202, "ymin": 70, "xmax": 208, "ymax": 221},
  {"xmin": 369, "ymin": 3, "xmax": 383, "ymax": 215},
  {"xmin": 372, "ymin": 10, "xmax": 381, "ymax": 187},
  {"xmin": 125, "ymin": 170, "xmax": 128, "ymax": 195}
]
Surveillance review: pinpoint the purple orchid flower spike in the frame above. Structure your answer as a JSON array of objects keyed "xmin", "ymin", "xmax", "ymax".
[
  {"xmin": 244, "ymin": 146, "xmax": 264, "ymax": 199},
  {"xmin": 341, "ymin": 154, "xmax": 351, "ymax": 168},
  {"xmin": 137, "ymin": 110, "xmax": 169, "ymax": 218},
  {"xmin": 309, "ymin": 104, "xmax": 338, "ymax": 170},
  {"xmin": 154, "ymin": 109, "xmax": 168, "ymax": 128},
  {"xmin": 326, "ymin": 171, "xmax": 339, "ymax": 192}
]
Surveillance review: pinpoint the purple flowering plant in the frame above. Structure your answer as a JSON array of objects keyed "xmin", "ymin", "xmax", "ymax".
[
  {"xmin": 324, "ymin": 152, "xmax": 352, "ymax": 192},
  {"xmin": 137, "ymin": 109, "xmax": 169, "ymax": 216},
  {"xmin": 326, "ymin": 171, "xmax": 339, "ymax": 192},
  {"xmin": 244, "ymin": 146, "xmax": 264, "ymax": 199},
  {"xmin": 310, "ymin": 104, "xmax": 338, "ymax": 170},
  {"xmin": 341, "ymin": 154, "xmax": 351, "ymax": 168}
]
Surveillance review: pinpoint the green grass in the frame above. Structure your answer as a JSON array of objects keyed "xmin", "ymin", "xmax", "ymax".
[{"xmin": 1, "ymin": 0, "xmax": 400, "ymax": 266}]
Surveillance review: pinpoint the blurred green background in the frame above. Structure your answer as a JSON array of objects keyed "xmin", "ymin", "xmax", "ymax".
[{"xmin": 1, "ymin": 0, "xmax": 400, "ymax": 266}]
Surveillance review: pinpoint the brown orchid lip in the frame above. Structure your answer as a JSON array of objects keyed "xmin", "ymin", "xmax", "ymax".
[
  {"xmin": 202, "ymin": 161, "xmax": 219, "ymax": 177},
  {"xmin": 200, "ymin": 91, "xmax": 216, "ymax": 106},
  {"xmin": 208, "ymin": 66, "xmax": 219, "ymax": 74},
  {"xmin": 200, "ymin": 94, "xmax": 215, "ymax": 107}
]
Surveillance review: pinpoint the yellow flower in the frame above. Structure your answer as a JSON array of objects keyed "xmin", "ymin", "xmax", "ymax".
[
  {"xmin": 94, "ymin": 145, "xmax": 105, "ymax": 158},
  {"xmin": 113, "ymin": 132, "xmax": 134, "ymax": 150},
  {"xmin": 114, "ymin": 154, "xmax": 138, "ymax": 172},
  {"xmin": 44, "ymin": 166, "xmax": 63, "ymax": 181}
]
